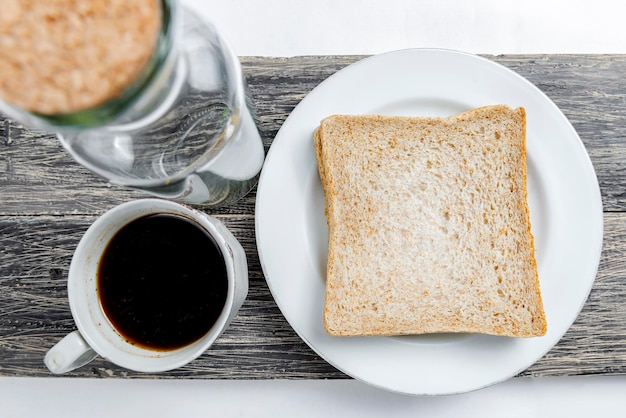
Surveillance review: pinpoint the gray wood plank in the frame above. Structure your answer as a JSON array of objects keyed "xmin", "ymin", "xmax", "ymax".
[
  {"xmin": 0, "ymin": 212, "xmax": 623, "ymax": 379},
  {"xmin": 0, "ymin": 55, "xmax": 625, "ymax": 214},
  {"xmin": 0, "ymin": 214, "xmax": 344, "ymax": 378},
  {"xmin": 0, "ymin": 55, "xmax": 623, "ymax": 380}
]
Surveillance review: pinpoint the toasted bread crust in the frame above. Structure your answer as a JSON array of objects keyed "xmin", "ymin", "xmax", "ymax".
[{"xmin": 315, "ymin": 105, "xmax": 547, "ymax": 338}]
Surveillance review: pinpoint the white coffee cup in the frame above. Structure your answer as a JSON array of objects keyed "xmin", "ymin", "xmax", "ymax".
[{"xmin": 44, "ymin": 199, "xmax": 248, "ymax": 374}]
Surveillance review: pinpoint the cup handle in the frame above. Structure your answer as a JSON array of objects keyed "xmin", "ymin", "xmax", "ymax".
[{"xmin": 44, "ymin": 331, "xmax": 99, "ymax": 374}]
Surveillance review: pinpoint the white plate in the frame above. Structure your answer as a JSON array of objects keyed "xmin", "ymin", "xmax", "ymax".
[{"xmin": 255, "ymin": 49, "xmax": 603, "ymax": 395}]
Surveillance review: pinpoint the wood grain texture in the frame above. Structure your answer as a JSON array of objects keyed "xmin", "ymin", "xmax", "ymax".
[{"xmin": 0, "ymin": 55, "xmax": 624, "ymax": 380}]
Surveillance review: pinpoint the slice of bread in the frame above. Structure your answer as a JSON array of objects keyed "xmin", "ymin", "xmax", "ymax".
[{"xmin": 314, "ymin": 105, "xmax": 547, "ymax": 337}]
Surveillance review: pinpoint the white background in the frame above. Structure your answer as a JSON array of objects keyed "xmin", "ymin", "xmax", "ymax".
[
  {"xmin": 2, "ymin": 0, "xmax": 625, "ymax": 416},
  {"xmin": 185, "ymin": 0, "xmax": 626, "ymax": 56}
]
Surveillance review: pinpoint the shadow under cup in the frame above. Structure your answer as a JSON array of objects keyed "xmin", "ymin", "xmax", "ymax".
[{"xmin": 67, "ymin": 199, "xmax": 248, "ymax": 372}]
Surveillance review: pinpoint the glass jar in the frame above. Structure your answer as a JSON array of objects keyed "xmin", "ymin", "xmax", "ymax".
[{"xmin": 0, "ymin": 0, "xmax": 264, "ymax": 206}]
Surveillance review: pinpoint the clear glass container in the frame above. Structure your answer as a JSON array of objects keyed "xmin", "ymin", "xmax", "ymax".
[{"xmin": 0, "ymin": 0, "xmax": 265, "ymax": 206}]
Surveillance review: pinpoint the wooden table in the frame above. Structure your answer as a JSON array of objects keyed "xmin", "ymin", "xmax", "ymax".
[{"xmin": 0, "ymin": 55, "xmax": 624, "ymax": 380}]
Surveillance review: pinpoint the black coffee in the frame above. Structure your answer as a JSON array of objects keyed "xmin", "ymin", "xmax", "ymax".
[{"xmin": 97, "ymin": 213, "xmax": 228, "ymax": 351}]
